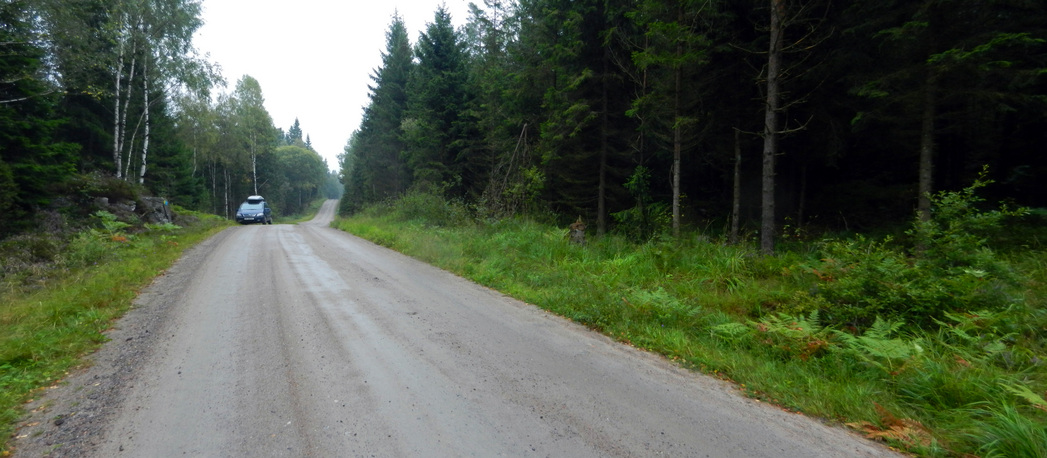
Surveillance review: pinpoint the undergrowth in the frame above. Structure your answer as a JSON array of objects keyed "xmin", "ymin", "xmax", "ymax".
[
  {"xmin": 0, "ymin": 208, "xmax": 228, "ymax": 454},
  {"xmin": 333, "ymin": 179, "xmax": 1046, "ymax": 457}
]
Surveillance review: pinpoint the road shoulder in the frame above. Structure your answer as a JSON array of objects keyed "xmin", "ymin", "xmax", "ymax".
[{"xmin": 10, "ymin": 229, "xmax": 232, "ymax": 458}]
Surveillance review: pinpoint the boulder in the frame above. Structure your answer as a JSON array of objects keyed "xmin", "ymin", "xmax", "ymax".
[
  {"xmin": 93, "ymin": 195, "xmax": 175, "ymax": 225},
  {"xmin": 137, "ymin": 197, "xmax": 174, "ymax": 224}
]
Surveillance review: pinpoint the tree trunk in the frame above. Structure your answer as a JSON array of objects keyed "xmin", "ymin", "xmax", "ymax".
[
  {"xmin": 120, "ymin": 53, "xmax": 136, "ymax": 181},
  {"xmin": 672, "ymin": 61, "xmax": 682, "ymax": 239},
  {"xmin": 730, "ymin": 128, "xmax": 741, "ymax": 244},
  {"xmin": 113, "ymin": 35, "xmax": 125, "ymax": 179},
  {"xmin": 760, "ymin": 0, "xmax": 785, "ymax": 255},
  {"xmin": 252, "ymin": 135, "xmax": 258, "ymax": 195},
  {"xmin": 597, "ymin": 33, "xmax": 610, "ymax": 237},
  {"xmin": 223, "ymin": 167, "xmax": 230, "ymax": 218},
  {"xmin": 210, "ymin": 159, "xmax": 217, "ymax": 215},
  {"xmin": 918, "ymin": 66, "xmax": 936, "ymax": 222},
  {"xmin": 124, "ymin": 124, "xmax": 135, "ymax": 179},
  {"xmin": 797, "ymin": 164, "xmax": 806, "ymax": 228},
  {"xmin": 139, "ymin": 52, "xmax": 150, "ymax": 184},
  {"xmin": 671, "ymin": 5, "xmax": 684, "ymax": 240},
  {"xmin": 114, "ymin": 32, "xmax": 137, "ymax": 180}
]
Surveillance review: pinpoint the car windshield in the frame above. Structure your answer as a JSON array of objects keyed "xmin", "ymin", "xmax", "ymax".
[{"xmin": 239, "ymin": 203, "xmax": 264, "ymax": 212}]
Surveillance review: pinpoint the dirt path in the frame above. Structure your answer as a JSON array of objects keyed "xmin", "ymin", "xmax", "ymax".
[{"xmin": 12, "ymin": 200, "xmax": 897, "ymax": 457}]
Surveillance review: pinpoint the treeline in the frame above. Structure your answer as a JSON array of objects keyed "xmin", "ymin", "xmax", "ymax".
[
  {"xmin": 342, "ymin": 0, "xmax": 1047, "ymax": 252},
  {"xmin": 0, "ymin": 0, "xmax": 337, "ymax": 237}
]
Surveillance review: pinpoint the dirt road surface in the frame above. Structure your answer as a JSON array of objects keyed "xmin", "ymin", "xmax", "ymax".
[{"xmin": 12, "ymin": 200, "xmax": 896, "ymax": 457}]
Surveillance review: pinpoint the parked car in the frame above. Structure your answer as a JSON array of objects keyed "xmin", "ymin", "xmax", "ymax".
[{"xmin": 235, "ymin": 195, "xmax": 273, "ymax": 224}]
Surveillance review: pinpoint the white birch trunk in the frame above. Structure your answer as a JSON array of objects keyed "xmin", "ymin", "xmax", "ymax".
[
  {"xmin": 113, "ymin": 33, "xmax": 125, "ymax": 178},
  {"xmin": 139, "ymin": 52, "xmax": 150, "ymax": 184},
  {"xmin": 119, "ymin": 48, "xmax": 137, "ymax": 181},
  {"xmin": 252, "ymin": 139, "xmax": 258, "ymax": 195},
  {"xmin": 224, "ymin": 167, "xmax": 229, "ymax": 218}
]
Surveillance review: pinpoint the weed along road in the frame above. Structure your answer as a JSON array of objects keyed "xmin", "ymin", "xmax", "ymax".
[{"xmin": 22, "ymin": 200, "xmax": 895, "ymax": 457}]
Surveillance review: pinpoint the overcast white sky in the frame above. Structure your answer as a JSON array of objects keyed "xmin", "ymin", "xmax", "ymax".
[{"xmin": 193, "ymin": 0, "xmax": 475, "ymax": 171}]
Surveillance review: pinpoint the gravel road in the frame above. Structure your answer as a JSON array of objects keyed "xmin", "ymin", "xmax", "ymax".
[{"xmin": 12, "ymin": 200, "xmax": 897, "ymax": 457}]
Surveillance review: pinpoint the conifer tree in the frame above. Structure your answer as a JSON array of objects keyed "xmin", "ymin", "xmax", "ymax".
[
  {"xmin": 843, "ymin": 0, "xmax": 1047, "ymax": 223},
  {"xmin": 404, "ymin": 6, "xmax": 471, "ymax": 195},
  {"xmin": 341, "ymin": 13, "xmax": 414, "ymax": 214},
  {"xmin": 629, "ymin": 0, "xmax": 713, "ymax": 238},
  {"xmin": 0, "ymin": 0, "xmax": 77, "ymax": 235},
  {"xmin": 287, "ymin": 118, "xmax": 303, "ymax": 144}
]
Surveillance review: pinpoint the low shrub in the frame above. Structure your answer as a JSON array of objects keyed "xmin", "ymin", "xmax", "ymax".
[{"xmin": 803, "ymin": 174, "xmax": 1027, "ymax": 329}]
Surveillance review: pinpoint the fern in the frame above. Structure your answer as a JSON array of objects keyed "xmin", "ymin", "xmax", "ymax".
[
  {"xmin": 834, "ymin": 317, "xmax": 922, "ymax": 375},
  {"xmin": 934, "ymin": 309, "xmax": 1020, "ymax": 366},
  {"xmin": 750, "ymin": 311, "xmax": 834, "ymax": 360},
  {"xmin": 866, "ymin": 316, "xmax": 906, "ymax": 338},
  {"xmin": 710, "ymin": 322, "xmax": 752, "ymax": 343},
  {"xmin": 999, "ymin": 382, "xmax": 1047, "ymax": 411}
]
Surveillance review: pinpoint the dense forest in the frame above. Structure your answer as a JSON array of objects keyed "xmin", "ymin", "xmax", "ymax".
[
  {"xmin": 0, "ymin": 0, "xmax": 338, "ymax": 238},
  {"xmin": 342, "ymin": 0, "xmax": 1047, "ymax": 253},
  {"xmin": 1, "ymin": 0, "xmax": 1045, "ymax": 249}
]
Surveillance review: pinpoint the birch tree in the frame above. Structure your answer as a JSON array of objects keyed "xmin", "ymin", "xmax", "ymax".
[
  {"xmin": 40, "ymin": 0, "xmax": 209, "ymax": 181},
  {"xmin": 230, "ymin": 75, "xmax": 275, "ymax": 195}
]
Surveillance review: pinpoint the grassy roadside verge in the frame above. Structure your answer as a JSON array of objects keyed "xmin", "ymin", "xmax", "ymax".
[
  {"xmin": 274, "ymin": 197, "xmax": 328, "ymax": 225},
  {"xmin": 0, "ymin": 210, "xmax": 229, "ymax": 454},
  {"xmin": 332, "ymin": 193, "xmax": 1046, "ymax": 457}
]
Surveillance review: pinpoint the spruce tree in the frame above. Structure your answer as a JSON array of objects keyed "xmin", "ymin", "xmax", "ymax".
[
  {"xmin": 287, "ymin": 118, "xmax": 303, "ymax": 144},
  {"xmin": 404, "ymin": 6, "xmax": 471, "ymax": 195},
  {"xmin": 844, "ymin": 0, "xmax": 1047, "ymax": 223},
  {"xmin": 341, "ymin": 13, "xmax": 414, "ymax": 215}
]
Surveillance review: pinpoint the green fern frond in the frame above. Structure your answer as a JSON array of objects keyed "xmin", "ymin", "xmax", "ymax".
[
  {"xmin": 999, "ymin": 382, "xmax": 1047, "ymax": 409},
  {"xmin": 710, "ymin": 322, "xmax": 752, "ymax": 342}
]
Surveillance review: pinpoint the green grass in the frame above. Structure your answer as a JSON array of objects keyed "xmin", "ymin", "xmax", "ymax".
[
  {"xmin": 274, "ymin": 197, "xmax": 329, "ymax": 224},
  {"xmin": 0, "ymin": 211, "xmax": 229, "ymax": 454},
  {"xmin": 332, "ymin": 204, "xmax": 1047, "ymax": 457}
]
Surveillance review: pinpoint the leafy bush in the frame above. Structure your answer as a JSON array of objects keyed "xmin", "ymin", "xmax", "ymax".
[
  {"xmin": 373, "ymin": 191, "xmax": 471, "ymax": 228},
  {"xmin": 611, "ymin": 166, "xmax": 672, "ymax": 242},
  {"xmin": 612, "ymin": 201, "xmax": 672, "ymax": 243},
  {"xmin": 804, "ymin": 174, "xmax": 1027, "ymax": 328},
  {"xmin": 907, "ymin": 169, "xmax": 1026, "ymax": 283}
]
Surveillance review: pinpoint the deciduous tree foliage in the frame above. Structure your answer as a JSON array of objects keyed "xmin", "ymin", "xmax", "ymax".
[{"xmin": 270, "ymin": 145, "xmax": 327, "ymax": 214}]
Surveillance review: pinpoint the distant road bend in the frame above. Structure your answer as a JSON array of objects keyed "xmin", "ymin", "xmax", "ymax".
[{"xmin": 23, "ymin": 200, "xmax": 897, "ymax": 457}]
